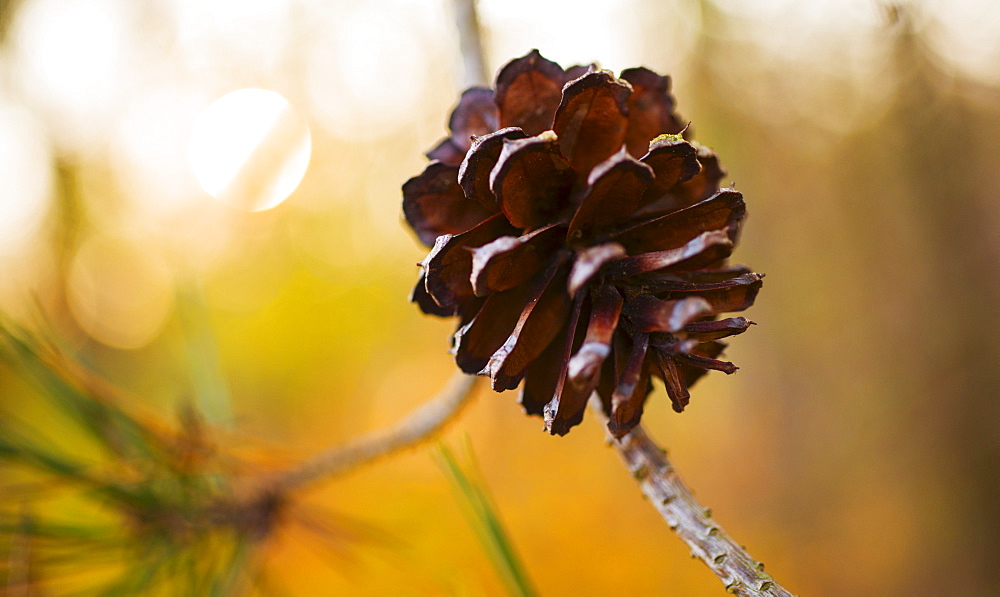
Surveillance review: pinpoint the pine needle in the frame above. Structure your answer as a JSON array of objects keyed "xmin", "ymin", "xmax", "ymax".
[{"xmin": 436, "ymin": 440, "xmax": 537, "ymax": 597}]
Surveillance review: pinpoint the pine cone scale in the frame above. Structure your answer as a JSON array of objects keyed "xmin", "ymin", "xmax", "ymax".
[
  {"xmin": 448, "ymin": 88, "xmax": 499, "ymax": 150},
  {"xmin": 552, "ymin": 71, "xmax": 632, "ymax": 176},
  {"xmin": 422, "ymin": 214, "xmax": 518, "ymax": 309},
  {"xmin": 402, "ymin": 162, "xmax": 496, "ymax": 247},
  {"xmin": 566, "ymin": 148, "xmax": 654, "ymax": 241},
  {"xmin": 639, "ymin": 135, "xmax": 702, "ymax": 202},
  {"xmin": 609, "ymin": 331, "xmax": 652, "ymax": 435},
  {"xmin": 459, "ymin": 127, "xmax": 528, "ymax": 210},
  {"xmin": 493, "ymin": 50, "xmax": 567, "ymax": 135},
  {"xmin": 489, "ymin": 132, "xmax": 576, "ymax": 230},
  {"xmin": 567, "ymin": 243, "xmax": 627, "ymax": 298},
  {"xmin": 611, "ymin": 189, "xmax": 746, "ymax": 253},
  {"xmin": 620, "ymin": 67, "xmax": 685, "ymax": 157},
  {"xmin": 485, "ymin": 256, "xmax": 572, "ymax": 391},
  {"xmin": 402, "ymin": 50, "xmax": 764, "ymax": 437},
  {"xmin": 453, "ymin": 258, "xmax": 565, "ymax": 375},
  {"xmin": 605, "ymin": 229, "xmax": 735, "ymax": 279},
  {"xmin": 469, "ymin": 224, "xmax": 565, "ymax": 296}
]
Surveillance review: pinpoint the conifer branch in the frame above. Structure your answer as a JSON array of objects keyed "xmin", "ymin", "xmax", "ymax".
[
  {"xmin": 590, "ymin": 399, "xmax": 795, "ymax": 596},
  {"xmin": 273, "ymin": 373, "xmax": 481, "ymax": 491}
]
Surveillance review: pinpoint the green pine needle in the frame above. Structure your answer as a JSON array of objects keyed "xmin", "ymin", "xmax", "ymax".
[{"xmin": 436, "ymin": 440, "xmax": 537, "ymax": 597}]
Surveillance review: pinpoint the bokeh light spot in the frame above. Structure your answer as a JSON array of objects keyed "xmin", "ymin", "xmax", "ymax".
[
  {"xmin": 188, "ymin": 88, "xmax": 311, "ymax": 212},
  {"xmin": 68, "ymin": 235, "xmax": 174, "ymax": 350},
  {"xmin": 480, "ymin": 0, "xmax": 636, "ymax": 71},
  {"xmin": 12, "ymin": 0, "xmax": 128, "ymax": 147},
  {"xmin": 305, "ymin": 7, "xmax": 427, "ymax": 139}
]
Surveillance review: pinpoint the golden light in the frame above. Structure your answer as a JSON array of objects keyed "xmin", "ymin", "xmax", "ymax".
[
  {"xmin": 187, "ymin": 88, "xmax": 311, "ymax": 212},
  {"xmin": 67, "ymin": 235, "xmax": 174, "ymax": 350},
  {"xmin": 173, "ymin": 0, "xmax": 293, "ymax": 76},
  {"xmin": 0, "ymin": 102, "xmax": 52, "ymax": 258},
  {"xmin": 305, "ymin": 5, "xmax": 428, "ymax": 139},
  {"xmin": 480, "ymin": 0, "xmax": 638, "ymax": 72},
  {"xmin": 924, "ymin": 0, "xmax": 1000, "ymax": 84},
  {"xmin": 11, "ymin": 0, "xmax": 127, "ymax": 147}
]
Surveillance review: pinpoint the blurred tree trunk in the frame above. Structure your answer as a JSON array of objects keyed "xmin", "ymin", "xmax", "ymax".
[{"xmin": 878, "ymin": 14, "xmax": 1000, "ymax": 593}]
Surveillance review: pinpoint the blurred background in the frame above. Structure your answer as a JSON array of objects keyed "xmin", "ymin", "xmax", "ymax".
[{"xmin": 0, "ymin": 0, "xmax": 998, "ymax": 594}]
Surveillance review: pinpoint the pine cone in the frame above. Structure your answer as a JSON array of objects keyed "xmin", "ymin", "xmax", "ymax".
[{"xmin": 403, "ymin": 50, "xmax": 762, "ymax": 437}]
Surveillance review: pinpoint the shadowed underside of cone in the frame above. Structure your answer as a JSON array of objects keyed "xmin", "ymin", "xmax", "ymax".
[{"xmin": 403, "ymin": 50, "xmax": 762, "ymax": 437}]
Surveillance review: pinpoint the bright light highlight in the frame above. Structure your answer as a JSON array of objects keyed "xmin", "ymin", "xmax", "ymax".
[
  {"xmin": 12, "ymin": 0, "xmax": 126, "ymax": 146},
  {"xmin": 188, "ymin": 88, "xmax": 311, "ymax": 212},
  {"xmin": 0, "ymin": 103, "xmax": 52, "ymax": 257},
  {"xmin": 68, "ymin": 235, "xmax": 174, "ymax": 350},
  {"xmin": 306, "ymin": 8, "xmax": 427, "ymax": 138}
]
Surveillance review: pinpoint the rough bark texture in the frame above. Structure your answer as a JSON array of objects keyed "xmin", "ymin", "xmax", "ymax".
[{"xmin": 591, "ymin": 399, "xmax": 795, "ymax": 596}]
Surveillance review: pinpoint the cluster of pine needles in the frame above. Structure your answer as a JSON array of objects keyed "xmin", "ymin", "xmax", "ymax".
[
  {"xmin": 0, "ymin": 320, "xmax": 288, "ymax": 595},
  {"xmin": 0, "ymin": 320, "xmax": 534, "ymax": 596}
]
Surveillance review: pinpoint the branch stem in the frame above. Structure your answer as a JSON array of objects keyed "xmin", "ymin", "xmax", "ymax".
[
  {"xmin": 453, "ymin": 0, "xmax": 489, "ymax": 87},
  {"xmin": 590, "ymin": 399, "xmax": 795, "ymax": 596},
  {"xmin": 273, "ymin": 373, "xmax": 481, "ymax": 491}
]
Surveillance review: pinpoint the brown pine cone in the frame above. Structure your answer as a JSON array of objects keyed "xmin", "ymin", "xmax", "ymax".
[{"xmin": 403, "ymin": 50, "xmax": 762, "ymax": 437}]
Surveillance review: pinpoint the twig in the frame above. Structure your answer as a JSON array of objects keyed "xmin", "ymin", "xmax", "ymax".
[
  {"xmin": 273, "ymin": 373, "xmax": 481, "ymax": 491},
  {"xmin": 589, "ymin": 398, "xmax": 795, "ymax": 596},
  {"xmin": 447, "ymin": 0, "xmax": 792, "ymax": 590},
  {"xmin": 452, "ymin": 0, "xmax": 489, "ymax": 88}
]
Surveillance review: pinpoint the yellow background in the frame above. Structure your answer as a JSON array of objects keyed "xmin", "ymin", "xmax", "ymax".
[{"xmin": 1, "ymin": 0, "xmax": 998, "ymax": 594}]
